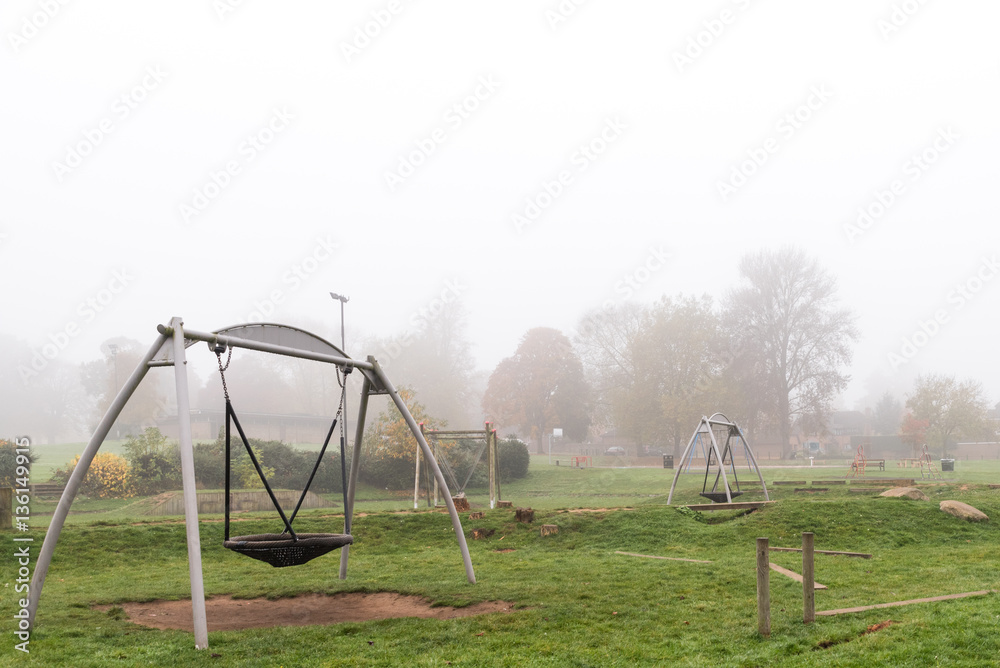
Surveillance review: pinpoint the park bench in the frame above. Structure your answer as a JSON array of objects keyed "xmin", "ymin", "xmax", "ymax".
[{"xmin": 850, "ymin": 459, "xmax": 885, "ymax": 472}]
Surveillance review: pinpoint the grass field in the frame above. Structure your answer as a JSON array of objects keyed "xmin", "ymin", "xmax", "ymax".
[{"xmin": 4, "ymin": 455, "xmax": 1000, "ymax": 666}]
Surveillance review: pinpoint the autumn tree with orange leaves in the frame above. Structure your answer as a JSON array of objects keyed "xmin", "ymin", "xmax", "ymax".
[{"xmin": 482, "ymin": 328, "xmax": 591, "ymax": 454}]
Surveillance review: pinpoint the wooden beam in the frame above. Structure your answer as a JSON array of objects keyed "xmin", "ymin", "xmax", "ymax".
[
  {"xmin": 614, "ymin": 551, "xmax": 712, "ymax": 564},
  {"xmin": 851, "ymin": 478, "xmax": 914, "ymax": 486},
  {"xmin": 811, "ymin": 480, "xmax": 846, "ymax": 485},
  {"xmin": 684, "ymin": 501, "xmax": 775, "ymax": 511},
  {"xmin": 769, "ymin": 562, "xmax": 827, "ymax": 589},
  {"xmin": 769, "ymin": 547, "xmax": 872, "ymax": 559},
  {"xmin": 816, "ymin": 590, "xmax": 995, "ymax": 616},
  {"xmin": 772, "ymin": 481, "xmax": 807, "ymax": 486}
]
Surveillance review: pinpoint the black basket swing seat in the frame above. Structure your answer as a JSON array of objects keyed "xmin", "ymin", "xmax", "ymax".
[{"xmin": 216, "ymin": 344, "xmax": 352, "ymax": 568}]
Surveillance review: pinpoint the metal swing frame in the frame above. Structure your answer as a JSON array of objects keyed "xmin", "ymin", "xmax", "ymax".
[
  {"xmin": 667, "ymin": 413, "xmax": 770, "ymax": 505},
  {"xmin": 26, "ymin": 318, "xmax": 476, "ymax": 650}
]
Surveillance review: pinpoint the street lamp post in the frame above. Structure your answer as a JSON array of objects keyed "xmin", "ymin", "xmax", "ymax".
[
  {"xmin": 329, "ymin": 293, "xmax": 348, "ymax": 353},
  {"xmin": 329, "ymin": 293, "xmax": 349, "ymax": 444},
  {"xmin": 107, "ymin": 343, "xmax": 119, "ymax": 438}
]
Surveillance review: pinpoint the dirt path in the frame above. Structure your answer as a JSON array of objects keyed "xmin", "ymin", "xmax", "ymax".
[{"xmin": 96, "ymin": 593, "xmax": 515, "ymax": 631}]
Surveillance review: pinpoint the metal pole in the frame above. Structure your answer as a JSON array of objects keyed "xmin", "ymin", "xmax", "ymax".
[
  {"xmin": 803, "ymin": 532, "xmax": 815, "ymax": 623},
  {"xmin": 170, "ymin": 318, "xmax": 209, "ymax": 649},
  {"xmin": 413, "ymin": 426, "xmax": 423, "ymax": 510},
  {"xmin": 28, "ymin": 331, "xmax": 168, "ymax": 628},
  {"xmin": 706, "ymin": 424, "xmax": 734, "ymax": 502},
  {"xmin": 370, "ymin": 358, "xmax": 476, "ymax": 584},
  {"xmin": 493, "ymin": 428, "xmax": 501, "ymax": 505},
  {"xmin": 487, "ymin": 423, "xmax": 496, "ymax": 510},
  {"xmin": 156, "ymin": 324, "xmax": 374, "ymax": 371},
  {"xmin": 339, "ymin": 374, "xmax": 371, "ymax": 580},
  {"xmin": 432, "ymin": 435, "xmax": 439, "ymax": 507},
  {"xmin": 332, "ymin": 294, "xmax": 349, "ymax": 511},
  {"xmin": 667, "ymin": 421, "xmax": 703, "ymax": 504},
  {"xmin": 738, "ymin": 425, "xmax": 770, "ymax": 501}
]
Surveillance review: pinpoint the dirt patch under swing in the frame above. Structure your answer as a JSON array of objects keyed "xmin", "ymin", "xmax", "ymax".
[{"xmin": 95, "ymin": 593, "xmax": 516, "ymax": 632}]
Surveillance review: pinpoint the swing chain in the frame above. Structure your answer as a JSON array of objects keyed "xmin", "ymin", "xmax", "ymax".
[{"xmin": 215, "ymin": 346, "xmax": 233, "ymax": 402}]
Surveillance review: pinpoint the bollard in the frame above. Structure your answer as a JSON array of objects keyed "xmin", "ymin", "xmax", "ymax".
[
  {"xmin": 756, "ymin": 537, "xmax": 770, "ymax": 637},
  {"xmin": 803, "ymin": 532, "xmax": 815, "ymax": 623}
]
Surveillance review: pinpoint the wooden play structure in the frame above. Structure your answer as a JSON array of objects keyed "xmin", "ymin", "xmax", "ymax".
[
  {"xmin": 896, "ymin": 445, "xmax": 942, "ymax": 479},
  {"xmin": 419, "ymin": 424, "xmax": 502, "ymax": 510}
]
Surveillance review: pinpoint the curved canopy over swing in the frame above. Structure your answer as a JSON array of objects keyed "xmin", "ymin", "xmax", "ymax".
[{"xmin": 216, "ymin": 343, "xmax": 353, "ymax": 567}]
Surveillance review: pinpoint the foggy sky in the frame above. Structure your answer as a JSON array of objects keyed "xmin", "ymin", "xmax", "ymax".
[{"xmin": 2, "ymin": 0, "xmax": 998, "ymax": 414}]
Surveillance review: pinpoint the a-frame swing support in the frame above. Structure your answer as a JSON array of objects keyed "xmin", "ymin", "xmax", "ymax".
[
  {"xmin": 26, "ymin": 318, "xmax": 477, "ymax": 650},
  {"xmin": 667, "ymin": 413, "xmax": 770, "ymax": 506}
]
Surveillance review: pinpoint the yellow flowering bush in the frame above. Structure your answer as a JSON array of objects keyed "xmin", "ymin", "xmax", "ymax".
[{"xmin": 59, "ymin": 453, "xmax": 136, "ymax": 499}]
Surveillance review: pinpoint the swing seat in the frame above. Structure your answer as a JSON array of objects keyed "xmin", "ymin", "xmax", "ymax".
[
  {"xmin": 224, "ymin": 533, "xmax": 354, "ymax": 568},
  {"xmin": 699, "ymin": 491, "xmax": 743, "ymax": 504}
]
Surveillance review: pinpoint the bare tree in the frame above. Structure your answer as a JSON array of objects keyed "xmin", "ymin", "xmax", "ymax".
[
  {"xmin": 724, "ymin": 247, "xmax": 859, "ymax": 458},
  {"xmin": 0, "ymin": 333, "xmax": 91, "ymax": 443},
  {"xmin": 573, "ymin": 302, "xmax": 645, "ymax": 444},
  {"xmin": 80, "ymin": 338, "xmax": 173, "ymax": 436},
  {"xmin": 872, "ymin": 391, "xmax": 903, "ymax": 436},
  {"xmin": 368, "ymin": 299, "xmax": 480, "ymax": 428}
]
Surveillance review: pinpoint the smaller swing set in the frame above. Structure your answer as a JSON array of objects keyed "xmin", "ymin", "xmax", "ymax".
[
  {"xmin": 667, "ymin": 413, "xmax": 770, "ymax": 507},
  {"xmin": 418, "ymin": 424, "xmax": 502, "ymax": 510}
]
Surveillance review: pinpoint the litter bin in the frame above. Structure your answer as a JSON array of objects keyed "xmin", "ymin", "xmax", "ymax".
[
  {"xmin": 663, "ymin": 455, "xmax": 674, "ymax": 469},
  {"xmin": 940, "ymin": 459, "xmax": 955, "ymax": 472}
]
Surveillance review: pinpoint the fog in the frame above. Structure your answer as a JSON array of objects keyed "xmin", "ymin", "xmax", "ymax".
[{"xmin": 2, "ymin": 1, "xmax": 998, "ymax": 441}]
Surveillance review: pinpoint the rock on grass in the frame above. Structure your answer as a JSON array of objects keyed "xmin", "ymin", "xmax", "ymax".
[
  {"xmin": 880, "ymin": 487, "xmax": 929, "ymax": 500},
  {"xmin": 940, "ymin": 500, "xmax": 989, "ymax": 522}
]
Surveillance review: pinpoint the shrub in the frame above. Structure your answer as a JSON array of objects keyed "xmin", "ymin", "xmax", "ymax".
[
  {"xmin": 0, "ymin": 439, "xmax": 38, "ymax": 488},
  {"xmin": 122, "ymin": 428, "xmax": 181, "ymax": 495},
  {"xmin": 53, "ymin": 453, "xmax": 135, "ymax": 499},
  {"xmin": 360, "ymin": 454, "xmax": 415, "ymax": 491},
  {"xmin": 196, "ymin": 431, "xmax": 346, "ymax": 493},
  {"xmin": 234, "ymin": 453, "xmax": 273, "ymax": 489},
  {"xmin": 497, "ymin": 437, "xmax": 530, "ymax": 481}
]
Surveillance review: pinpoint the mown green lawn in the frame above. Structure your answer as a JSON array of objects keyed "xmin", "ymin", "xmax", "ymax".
[{"xmin": 3, "ymin": 459, "xmax": 1000, "ymax": 667}]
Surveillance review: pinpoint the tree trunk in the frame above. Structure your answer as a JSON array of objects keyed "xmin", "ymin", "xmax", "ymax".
[{"xmin": 778, "ymin": 385, "xmax": 792, "ymax": 459}]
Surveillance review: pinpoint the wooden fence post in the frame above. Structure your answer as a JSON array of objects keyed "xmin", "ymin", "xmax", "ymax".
[
  {"xmin": 756, "ymin": 537, "xmax": 770, "ymax": 637},
  {"xmin": 803, "ymin": 532, "xmax": 815, "ymax": 623}
]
